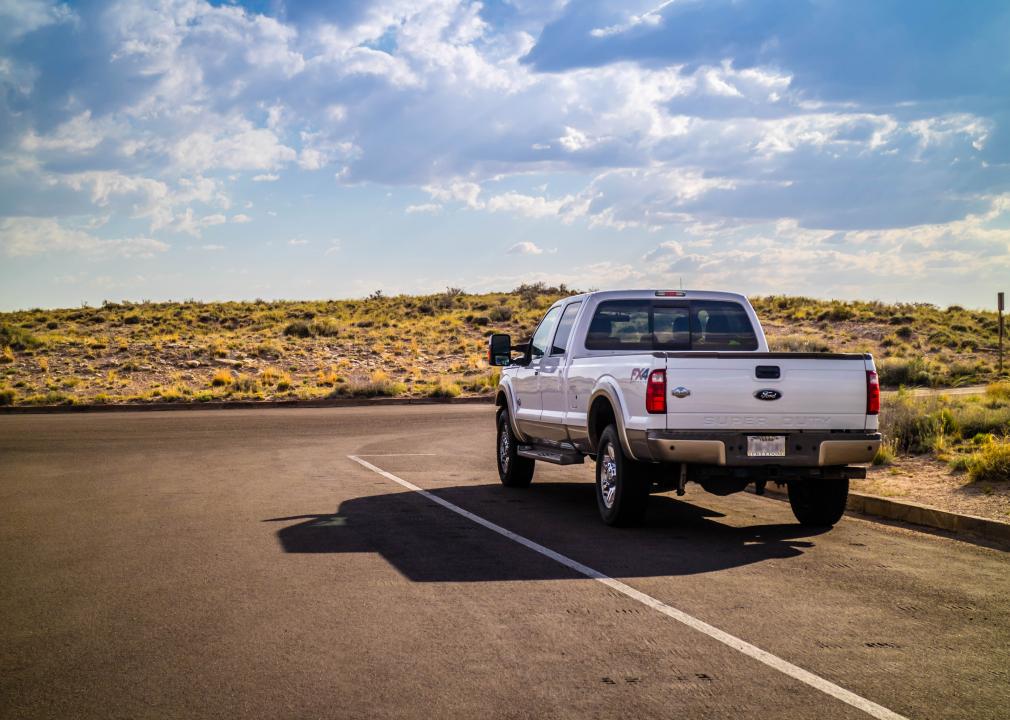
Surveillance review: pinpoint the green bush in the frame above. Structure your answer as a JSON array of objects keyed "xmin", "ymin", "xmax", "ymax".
[
  {"xmin": 965, "ymin": 440, "xmax": 1010, "ymax": 483},
  {"xmin": 871, "ymin": 440, "xmax": 896, "ymax": 465},
  {"xmin": 427, "ymin": 379, "xmax": 462, "ymax": 398},
  {"xmin": 877, "ymin": 356, "xmax": 936, "ymax": 387},
  {"xmin": 283, "ymin": 321, "xmax": 312, "ymax": 338},
  {"xmin": 489, "ymin": 305, "xmax": 513, "ymax": 322},
  {"xmin": 0, "ymin": 324, "xmax": 39, "ymax": 351},
  {"xmin": 0, "ymin": 387, "xmax": 15, "ymax": 405},
  {"xmin": 309, "ymin": 317, "xmax": 341, "ymax": 337}
]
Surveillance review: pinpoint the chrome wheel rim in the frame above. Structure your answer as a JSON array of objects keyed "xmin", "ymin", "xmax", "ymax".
[
  {"xmin": 600, "ymin": 443, "xmax": 618, "ymax": 509},
  {"xmin": 499, "ymin": 424, "xmax": 510, "ymax": 473}
]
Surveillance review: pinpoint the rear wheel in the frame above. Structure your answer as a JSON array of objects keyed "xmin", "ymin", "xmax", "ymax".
[
  {"xmin": 787, "ymin": 478, "xmax": 849, "ymax": 526},
  {"xmin": 595, "ymin": 425, "xmax": 649, "ymax": 526},
  {"xmin": 497, "ymin": 409, "xmax": 534, "ymax": 488}
]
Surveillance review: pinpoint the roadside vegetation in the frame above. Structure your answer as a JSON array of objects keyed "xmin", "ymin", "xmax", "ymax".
[
  {"xmin": 0, "ymin": 289, "xmax": 1004, "ymax": 408},
  {"xmin": 862, "ymin": 384, "xmax": 1010, "ymax": 517}
]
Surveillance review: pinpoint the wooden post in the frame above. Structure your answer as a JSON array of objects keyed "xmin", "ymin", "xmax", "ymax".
[{"xmin": 999, "ymin": 292, "xmax": 1005, "ymax": 376}]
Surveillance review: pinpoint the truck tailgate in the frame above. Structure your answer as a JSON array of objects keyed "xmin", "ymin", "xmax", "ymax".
[{"xmin": 663, "ymin": 354, "xmax": 870, "ymax": 431}]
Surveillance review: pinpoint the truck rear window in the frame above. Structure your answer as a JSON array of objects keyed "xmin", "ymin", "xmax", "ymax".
[{"xmin": 585, "ymin": 300, "xmax": 758, "ymax": 351}]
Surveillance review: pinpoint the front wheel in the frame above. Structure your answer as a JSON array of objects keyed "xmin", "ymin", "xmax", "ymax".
[
  {"xmin": 595, "ymin": 425, "xmax": 649, "ymax": 526},
  {"xmin": 497, "ymin": 409, "xmax": 534, "ymax": 488},
  {"xmin": 787, "ymin": 478, "xmax": 849, "ymax": 526}
]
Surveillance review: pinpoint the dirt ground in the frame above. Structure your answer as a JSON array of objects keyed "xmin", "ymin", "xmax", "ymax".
[{"xmin": 856, "ymin": 456, "xmax": 1010, "ymax": 523}]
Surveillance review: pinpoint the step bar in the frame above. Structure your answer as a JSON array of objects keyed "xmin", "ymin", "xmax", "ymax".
[{"xmin": 517, "ymin": 445, "xmax": 585, "ymax": 465}]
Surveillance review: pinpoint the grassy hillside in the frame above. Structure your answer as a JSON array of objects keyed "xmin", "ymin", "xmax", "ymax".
[{"xmin": 0, "ymin": 286, "xmax": 1004, "ymax": 406}]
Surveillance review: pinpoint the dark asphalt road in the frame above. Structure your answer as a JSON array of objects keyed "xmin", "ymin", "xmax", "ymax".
[{"xmin": 1, "ymin": 405, "xmax": 1008, "ymax": 719}]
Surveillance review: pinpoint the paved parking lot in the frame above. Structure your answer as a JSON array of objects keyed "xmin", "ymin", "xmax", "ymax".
[{"xmin": 2, "ymin": 405, "xmax": 1009, "ymax": 719}]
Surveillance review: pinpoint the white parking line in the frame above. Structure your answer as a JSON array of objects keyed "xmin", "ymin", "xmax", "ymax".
[{"xmin": 348, "ymin": 454, "xmax": 908, "ymax": 720}]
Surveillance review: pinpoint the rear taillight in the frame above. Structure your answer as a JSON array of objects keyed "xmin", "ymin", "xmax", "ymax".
[
  {"xmin": 866, "ymin": 370, "xmax": 880, "ymax": 415},
  {"xmin": 646, "ymin": 369, "xmax": 667, "ymax": 414}
]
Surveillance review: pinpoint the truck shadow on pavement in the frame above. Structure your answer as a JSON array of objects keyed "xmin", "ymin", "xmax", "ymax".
[{"xmin": 264, "ymin": 482, "xmax": 829, "ymax": 582}]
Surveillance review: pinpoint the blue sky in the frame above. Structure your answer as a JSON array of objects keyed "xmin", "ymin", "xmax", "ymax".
[{"xmin": 1, "ymin": 0, "xmax": 1008, "ymax": 310}]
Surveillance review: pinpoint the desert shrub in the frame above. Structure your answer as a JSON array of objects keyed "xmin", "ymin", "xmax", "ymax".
[
  {"xmin": 210, "ymin": 369, "xmax": 234, "ymax": 387},
  {"xmin": 489, "ymin": 305, "xmax": 513, "ymax": 322},
  {"xmin": 0, "ymin": 387, "xmax": 15, "ymax": 405},
  {"xmin": 0, "ymin": 346, "xmax": 13, "ymax": 364},
  {"xmin": 986, "ymin": 382, "xmax": 1010, "ymax": 401},
  {"xmin": 317, "ymin": 366, "xmax": 341, "ymax": 386},
  {"xmin": 894, "ymin": 326, "xmax": 914, "ymax": 340},
  {"xmin": 821, "ymin": 303, "xmax": 856, "ymax": 321},
  {"xmin": 283, "ymin": 321, "xmax": 312, "ymax": 338},
  {"xmin": 46, "ymin": 321, "xmax": 58, "ymax": 330},
  {"xmin": 310, "ymin": 317, "xmax": 341, "ymax": 337},
  {"xmin": 334, "ymin": 369, "xmax": 405, "ymax": 398},
  {"xmin": 767, "ymin": 334, "xmax": 831, "ymax": 353},
  {"xmin": 124, "ymin": 314, "xmax": 141, "ymax": 325},
  {"xmin": 260, "ymin": 367, "xmax": 283, "ymax": 385},
  {"xmin": 964, "ymin": 440, "xmax": 1010, "ymax": 483},
  {"xmin": 256, "ymin": 339, "xmax": 284, "ymax": 357},
  {"xmin": 463, "ymin": 370, "xmax": 500, "ymax": 393},
  {"xmin": 877, "ymin": 356, "xmax": 936, "ymax": 387},
  {"xmin": 427, "ymin": 379, "xmax": 462, "ymax": 398},
  {"xmin": 881, "ymin": 395, "xmax": 958, "ymax": 453},
  {"xmin": 158, "ymin": 385, "xmax": 191, "ymax": 402},
  {"xmin": 22, "ymin": 391, "xmax": 74, "ymax": 406},
  {"xmin": 926, "ymin": 330, "xmax": 958, "ymax": 349},
  {"xmin": 232, "ymin": 374, "xmax": 260, "ymax": 393},
  {"xmin": 0, "ymin": 325, "xmax": 39, "ymax": 351},
  {"xmin": 871, "ymin": 439, "xmax": 897, "ymax": 465},
  {"xmin": 951, "ymin": 402, "xmax": 1010, "ymax": 439}
]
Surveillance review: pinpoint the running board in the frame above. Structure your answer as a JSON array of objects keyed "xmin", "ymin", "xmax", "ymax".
[{"xmin": 517, "ymin": 445, "xmax": 585, "ymax": 465}]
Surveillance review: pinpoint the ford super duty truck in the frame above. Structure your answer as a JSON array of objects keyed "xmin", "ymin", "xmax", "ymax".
[{"xmin": 488, "ymin": 290, "xmax": 881, "ymax": 528}]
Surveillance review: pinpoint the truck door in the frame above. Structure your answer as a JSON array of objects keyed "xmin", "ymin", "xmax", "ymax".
[
  {"xmin": 539, "ymin": 301, "xmax": 582, "ymax": 442},
  {"xmin": 513, "ymin": 305, "xmax": 562, "ymax": 439}
]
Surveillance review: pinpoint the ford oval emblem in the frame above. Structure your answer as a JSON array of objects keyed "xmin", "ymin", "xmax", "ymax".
[{"xmin": 755, "ymin": 389, "xmax": 782, "ymax": 401}]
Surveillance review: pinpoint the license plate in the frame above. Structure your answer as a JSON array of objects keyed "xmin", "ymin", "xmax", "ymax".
[{"xmin": 747, "ymin": 435, "xmax": 786, "ymax": 457}]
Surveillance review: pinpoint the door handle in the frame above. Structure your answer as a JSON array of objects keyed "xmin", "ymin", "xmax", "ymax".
[{"xmin": 534, "ymin": 370, "xmax": 539, "ymax": 376}]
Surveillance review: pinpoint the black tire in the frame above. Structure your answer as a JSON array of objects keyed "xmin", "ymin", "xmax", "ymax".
[
  {"xmin": 595, "ymin": 425, "xmax": 649, "ymax": 526},
  {"xmin": 787, "ymin": 478, "xmax": 849, "ymax": 526},
  {"xmin": 496, "ymin": 409, "xmax": 534, "ymax": 488}
]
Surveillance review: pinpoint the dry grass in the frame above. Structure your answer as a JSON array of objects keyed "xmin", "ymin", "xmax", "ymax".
[{"xmin": 1, "ymin": 287, "xmax": 1005, "ymax": 406}]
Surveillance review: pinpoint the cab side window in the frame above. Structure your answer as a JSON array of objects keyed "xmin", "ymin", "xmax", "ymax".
[
  {"xmin": 530, "ymin": 306, "xmax": 562, "ymax": 360},
  {"xmin": 550, "ymin": 302, "xmax": 582, "ymax": 355}
]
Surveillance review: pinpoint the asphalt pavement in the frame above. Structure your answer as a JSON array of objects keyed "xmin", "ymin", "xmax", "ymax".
[{"xmin": 2, "ymin": 405, "xmax": 1008, "ymax": 719}]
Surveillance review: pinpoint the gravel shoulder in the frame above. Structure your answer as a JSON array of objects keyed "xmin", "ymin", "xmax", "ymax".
[{"xmin": 856, "ymin": 456, "xmax": 1010, "ymax": 523}]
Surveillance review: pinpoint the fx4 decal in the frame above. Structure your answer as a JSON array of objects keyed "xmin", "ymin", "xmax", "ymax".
[{"xmin": 629, "ymin": 367, "xmax": 651, "ymax": 382}]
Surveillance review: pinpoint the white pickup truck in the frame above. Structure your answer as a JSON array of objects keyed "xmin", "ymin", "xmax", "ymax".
[{"xmin": 489, "ymin": 290, "xmax": 881, "ymax": 527}]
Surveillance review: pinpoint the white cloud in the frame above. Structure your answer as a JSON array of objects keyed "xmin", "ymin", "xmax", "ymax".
[
  {"xmin": 0, "ymin": 217, "xmax": 167, "ymax": 257},
  {"xmin": 486, "ymin": 191, "xmax": 583, "ymax": 222},
  {"xmin": 423, "ymin": 180, "xmax": 484, "ymax": 208},
  {"xmin": 252, "ymin": 174, "xmax": 280, "ymax": 182},
  {"xmin": 231, "ymin": 213, "xmax": 251, "ymax": 223},
  {"xmin": 590, "ymin": 1, "xmax": 673, "ymax": 38},
  {"xmin": 201, "ymin": 244, "xmax": 224, "ymax": 251},
  {"xmin": 0, "ymin": 0, "xmax": 76, "ymax": 42},
  {"xmin": 172, "ymin": 124, "xmax": 296, "ymax": 172},
  {"xmin": 405, "ymin": 203, "xmax": 442, "ymax": 214},
  {"xmin": 507, "ymin": 241, "xmax": 545, "ymax": 255},
  {"xmin": 21, "ymin": 111, "xmax": 110, "ymax": 153},
  {"xmin": 287, "ymin": 238, "xmax": 308, "ymax": 245}
]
